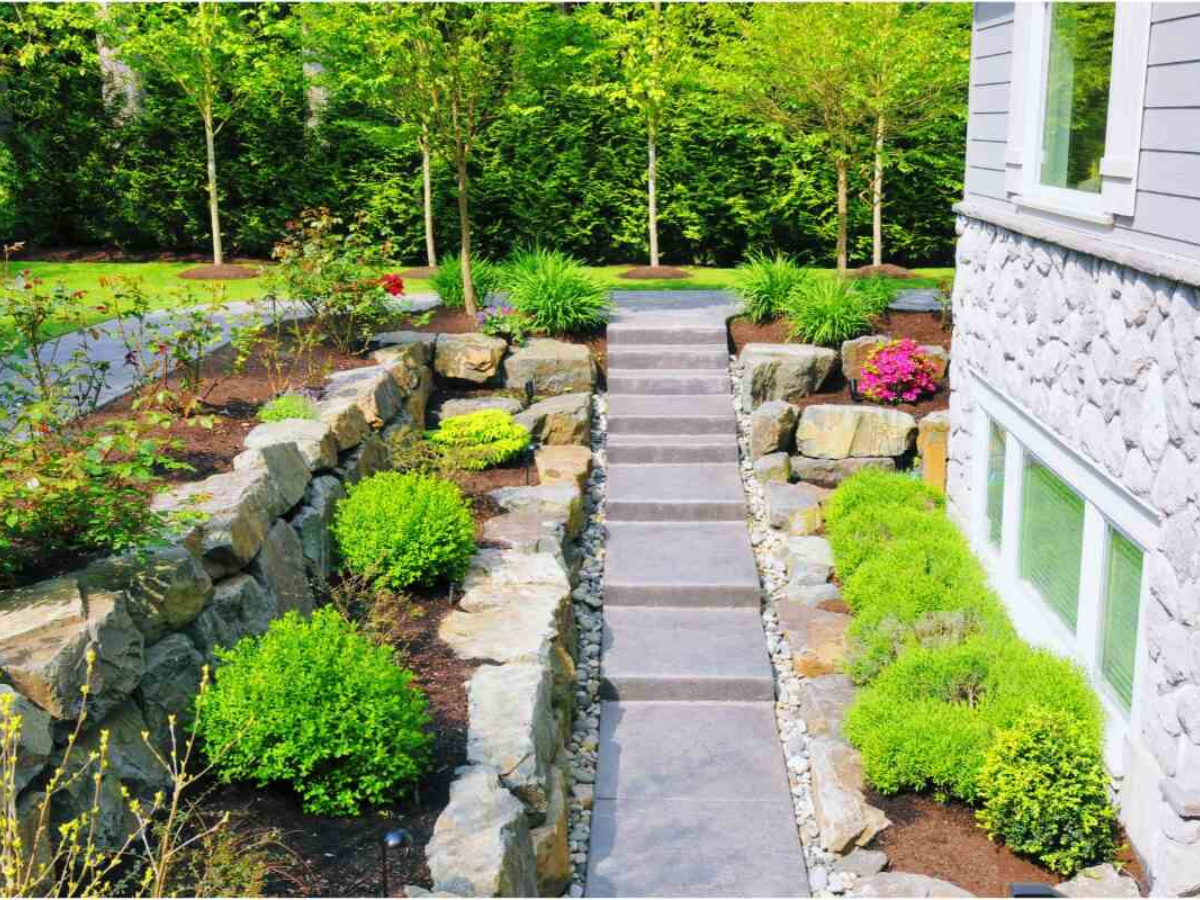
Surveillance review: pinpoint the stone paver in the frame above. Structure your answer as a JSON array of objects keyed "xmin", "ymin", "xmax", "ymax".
[{"xmin": 589, "ymin": 291, "xmax": 807, "ymax": 897}]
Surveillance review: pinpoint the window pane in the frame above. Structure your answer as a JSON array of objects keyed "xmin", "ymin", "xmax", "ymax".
[
  {"xmin": 986, "ymin": 421, "xmax": 1006, "ymax": 547},
  {"xmin": 1101, "ymin": 530, "xmax": 1143, "ymax": 709},
  {"xmin": 1019, "ymin": 458, "xmax": 1084, "ymax": 631},
  {"xmin": 1040, "ymin": 3, "xmax": 1115, "ymax": 194}
]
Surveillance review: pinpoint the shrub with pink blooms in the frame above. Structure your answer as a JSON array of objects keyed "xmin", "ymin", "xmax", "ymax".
[{"xmin": 859, "ymin": 339, "xmax": 941, "ymax": 404}]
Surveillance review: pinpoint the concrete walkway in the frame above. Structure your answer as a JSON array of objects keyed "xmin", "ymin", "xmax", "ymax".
[{"xmin": 586, "ymin": 292, "xmax": 809, "ymax": 897}]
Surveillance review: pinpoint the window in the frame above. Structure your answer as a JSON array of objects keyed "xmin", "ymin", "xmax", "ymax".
[
  {"xmin": 1039, "ymin": 3, "xmax": 1116, "ymax": 194},
  {"xmin": 1100, "ymin": 529, "xmax": 1143, "ymax": 709},
  {"xmin": 986, "ymin": 421, "xmax": 1006, "ymax": 547},
  {"xmin": 1019, "ymin": 457, "xmax": 1084, "ymax": 631}
]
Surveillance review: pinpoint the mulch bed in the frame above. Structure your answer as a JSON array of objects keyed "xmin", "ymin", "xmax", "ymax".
[
  {"xmin": 847, "ymin": 263, "xmax": 921, "ymax": 280},
  {"xmin": 11, "ymin": 247, "xmax": 271, "ymax": 265},
  {"xmin": 618, "ymin": 264, "xmax": 693, "ymax": 280},
  {"xmin": 178, "ymin": 263, "xmax": 262, "ymax": 280},
  {"xmin": 398, "ymin": 265, "xmax": 439, "ymax": 280}
]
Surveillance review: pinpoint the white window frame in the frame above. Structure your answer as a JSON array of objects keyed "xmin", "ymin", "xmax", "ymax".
[
  {"xmin": 1004, "ymin": 1, "xmax": 1152, "ymax": 224},
  {"xmin": 968, "ymin": 376, "xmax": 1157, "ymax": 767}
]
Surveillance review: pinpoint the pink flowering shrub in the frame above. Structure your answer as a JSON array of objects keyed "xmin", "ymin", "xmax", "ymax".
[{"xmin": 859, "ymin": 339, "xmax": 940, "ymax": 404}]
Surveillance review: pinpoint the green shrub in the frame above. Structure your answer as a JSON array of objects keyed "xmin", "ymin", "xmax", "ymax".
[
  {"xmin": 430, "ymin": 254, "xmax": 502, "ymax": 309},
  {"xmin": 977, "ymin": 707, "xmax": 1116, "ymax": 875},
  {"xmin": 735, "ymin": 251, "xmax": 808, "ymax": 324},
  {"xmin": 827, "ymin": 503, "xmax": 957, "ymax": 582},
  {"xmin": 195, "ymin": 608, "xmax": 432, "ymax": 816},
  {"xmin": 824, "ymin": 468, "xmax": 944, "ymax": 530},
  {"xmin": 503, "ymin": 247, "xmax": 612, "ymax": 335},
  {"xmin": 333, "ymin": 472, "xmax": 476, "ymax": 589},
  {"xmin": 852, "ymin": 276, "xmax": 900, "ymax": 317},
  {"xmin": 427, "ymin": 409, "xmax": 531, "ymax": 471},
  {"xmin": 257, "ymin": 394, "xmax": 318, "ymax": 423},
  {"xmin": 845, "ymin": 636, "xmax": 1102, "ymax": 804},
  {"xmin": 784, "ymin": 276, "xmax": 876, "ymax": 346}
]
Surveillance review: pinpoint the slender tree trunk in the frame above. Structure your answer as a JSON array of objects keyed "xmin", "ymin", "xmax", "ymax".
[
  {"xmin": 204, "ymin": 114, "xmax": 223, "ymax": 267},
  {"xmin": 835, "ymin": 155, "xmax": 848, "ymax": 273},
  {"xmin": 872, "ymin": 114, "xmax": 885, "ymax": 267},
  {"xmin": 421, "ymin": 132, "xmax": 437, "ymax": 268},
  {"xmin": 456, "ymin": 151, "xmax": 476, "ymax": 317},
  {"xmin": 648, "ymin": 129, "xmax": 659, "ymax": 268}
]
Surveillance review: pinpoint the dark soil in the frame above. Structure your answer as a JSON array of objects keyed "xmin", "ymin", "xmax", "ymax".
[
  {"xmin": 178, "ymin": 263, "xmax": 262, "ymax": 280},
  {"xmin": 728, "ymin": 310, "xmax": 953, "ymax": 416},
  {"xmin": 398, "ymin": 266, "xmax": 439, "ymax": 280},
  {"xmin": 847, "ymin": 263, "xmax": 921, "ymax": 280},
  {"xmin": 11, "ymin": 246, "xmax": 272, "ymax": 265},
  {"xmin": 618, "ymin": 264, "xmax": 693, "ymax": 280},
  {"xmin": 866, "ymin": 791, "xmax": 1147, "ymax": 898}
]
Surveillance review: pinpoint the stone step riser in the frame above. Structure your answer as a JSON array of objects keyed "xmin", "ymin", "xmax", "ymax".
[
  {"xmin": 607, "ymin": 499, "xmax": 745, "ymax": 522},
  {"xmin": 607, "ymin": 325, "xmax": 728, "ymax": 347},
  {"xmin": 600, "ymin": 676, "xmax": 774, "ymax": 703},
  {"xmin": 607, "ymin": 348, "xmax": 729, "ymax": 371},
  {"xmin": 607, "ymin": 373, "xmax": 731, "ymax": 395},
  {"xmin": 608, "ymin": 416, "xmax": 735, "ymax": 436},
  {"xmin": 606, "ymin": 443, "xmax": 738, "ymax": 464},
  {"xmin": 604, "ymin": 584, "xmax": 761, "ymax": 608}
]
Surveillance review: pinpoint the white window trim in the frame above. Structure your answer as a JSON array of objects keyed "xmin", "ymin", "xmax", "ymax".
[
  {"xmin": 1005, "ymin": 1, "xmax": 1151, "ymax": 223},
  {"xmin": 968, "ymin": 374, "xmax": 1157, "ymax": 771}
]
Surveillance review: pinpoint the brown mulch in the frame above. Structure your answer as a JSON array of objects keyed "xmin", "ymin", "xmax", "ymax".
[
  {"xmin": 847, "ymin": 263, "xmax": 920, "ymax": 280},
  {"xmin": 618, "ymin": 265, "xmax": 693, "ymax": 280},
  {"xmin": 398, "ymin": 265, "xmax": 439, "ymax": 280},
  {"xmin": 10, "ymin": 246, "xmax": 272, "ymax": 265},
  {"xmin": 178, "ymin": 263, "xmax": 263, "ymax": 280}
]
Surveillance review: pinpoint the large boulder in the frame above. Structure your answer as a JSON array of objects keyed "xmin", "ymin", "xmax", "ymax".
[
  {"xmin": 917, "ymin": 411, "xmax": 950, "ymax": 491},
  {"xmin": 289, "ymin": 475, "xmax": 346, "ymax": 582},
  {"xmin": 777, "ymin": 602, "xmax": 850, "ymax": 677},
  {"xmin": 764, "ymin": 482, "xmax": 829, "ymax": 534},
  {"xmin": 790, "ymin": 455, "xmax": 896, "ymax": 488},
  {"xmin": 535, "ymin": 445, "xmax": 592, "ymax": 489},
  {"xmin": 489, "ymin": 483, "xmax": 584, "ymax": 539},
  {"xmin": 856, "ymin": 873, "xmax": 972, "ymax": 898},
  {"xmin": 840, "ymin": 335, "xmax": 890, "ymax": 382},
  {"xmin": 1056, "ymin": 864, "xmax": 1140, "ymax": 898},
  {"xmin": 0, "ymin": 579, "xmax": 143, "ymax": 721},
  {"xmin": 316, "ymin": 392, "xmax": 371, "ymax": 452},
  {"xmin": 81, "ymin": 547, "xmax": 213, "ymax": 643},
  {"xmin": 338, "ymin": 433, "xmax": 392, "ymax": 486},
  {"xmin": 467, "ymin": 663, "xmax": 558, "ymax": 815},
  {"xmin": 482, "ymin": 511, "xmax": 570, "ymax": 561},
  {"xmin": 243, "ymin": 420, "xmax": 338, "ymax": 472},
  {"xmin": 461, "ymin": 549, "xmax": 571, "ymax": 600},
  {"xmin": 777, "ymin": 535, "xmax": 834, "ymax": 586},
  {"xmin": 753, "ymin": 452, "xmax": 792, "ymax": 484},
  {"xmin": 248, "ymin": 520, "xmax": 314, "ymax": 617},
  {"xmin": 530, "ymin": 765, "xmax": 571, "ymax": 896},
  {"xmin": 186, "ymin": 573, "xmax": 276, "ymax": 663},
  {"xmin": 427, "ymin": 766, "xmax": 538, "ymax": 897},
  {"xmin": 322, "ymin": 365, "xmax": 403, "ymax": 428},
  {"xmin": 739, "ymin": 344, "xmax": 837, "ymax": 411},
  {"xmin": 795, "ymin": 405, "xmax": 917, "ymax": 459},
  {"xmin": 749, "ymin": 400, "xmax": 799, "ymax": 459},
  {"xmin": 0, "ymin": 685, "xmax": 52, "ymax": 793},
  {"xmin": 436, "ymin": 395, "xmax": 525, "ymax": 422},
  {"xmin": 435, "ymin": 333, "xmax": 507, "ymax": 385},
  {"xmin": 515, "ymin": 393, "xmax": 591, "ymax": 446},
  {"xmin": 136, "ymin": 633, "xmax": 205, "ymax": 752},
  {"xmin": 374, "ymin": 339, "xmax": 433, "ymax": 386},
  {"xmin": 809, "ymin": 736, "xmax": 890, "ymax": 853},
  {"xmin": 503, "ymin": 339, "xmax": 595, "ymax": 395},
  {"xmin": 797, "ymin": 674, "xmax": 857, "ymax": 740},
  {"xmin": 921, "ymin": 344, "xmax": 950, "ymax": 381},
  {"xmin": 232, "ymin": 441, "xmax": 310, "ymax": 516},
  {"xmin": 371, "ymin": 331, "xmax": 437, "ymax": 364}
]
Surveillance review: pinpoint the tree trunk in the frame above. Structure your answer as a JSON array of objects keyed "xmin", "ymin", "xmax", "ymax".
[
  {"xmin": 835, "ymin": 155, "xmax": 848, "ymax": 273},
  {"xmin": 872, "ymin": 114, "xmax": 885, "ymax": 267},
  {"xmin": 204, "ymin": 115, "xmax": 223, "ymax": 267},
  {"xmin": 421, "ymin": 133, "xmax": 437, "ymax": 268},
  {"xmin": 456, "ymin": 151, "xmax": 476, "ymax": 317},
  {"xmin": 648, "ymin": 130, "xmax": 659, "ymax": 268}
]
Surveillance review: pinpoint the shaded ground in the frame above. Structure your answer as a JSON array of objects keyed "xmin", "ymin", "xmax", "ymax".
[{"xmin": 178, "ymin": 263, "xmax": 263, "ymax": 280}]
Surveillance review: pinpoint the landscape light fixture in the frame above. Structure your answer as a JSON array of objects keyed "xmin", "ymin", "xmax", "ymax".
[{"xmin": 380, "ymin": 827, "xmax": 413, "ymax": 898}]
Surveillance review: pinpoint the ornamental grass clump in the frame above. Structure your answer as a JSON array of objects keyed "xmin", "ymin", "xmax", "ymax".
[
  {"xmin": 257, "ymin": 393, "xmax": 317, "ymax": 423},
  {"xmin": 333, "ymin": 471, "xmax": 475, "ymax": 589},
  {"xmin": 196, "ymin": 608, "xmax": 432, "ymax": 816},
  {"xmin": 503, "ymin": 247, "xmax": 612, "ymax": 335},
  {"xmin": 430, "ymin": 253, "xmax": 502, "ymax": 309},
  {"xmin": 735, "ymin": 251, "xmax": 808, "ymax": 324},
  {"xmin": 427, "ymin": 409, "xmax": 531, "ymax": 471},
  {"xmin": 784, "ymin": 276, "xmax": 876, "ymax": 346},
  {"xmin": 859, "ymin": 339, "xmax": 941, "ymax": 404}
]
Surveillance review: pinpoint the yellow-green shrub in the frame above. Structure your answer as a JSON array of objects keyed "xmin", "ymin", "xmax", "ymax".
[{"xmin": 427, "ymin": 409, "xmax": 531, "ymax": 471}]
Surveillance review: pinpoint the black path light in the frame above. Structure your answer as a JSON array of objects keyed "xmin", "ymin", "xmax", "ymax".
[{"xmin": 380, "ymin": 827, "xmax": 413, "ymax": 897}]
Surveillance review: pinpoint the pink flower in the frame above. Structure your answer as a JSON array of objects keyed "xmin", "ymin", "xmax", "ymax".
[{"xmin": 859, "ymin": 339, "xmax": 940, "ymax": 405}]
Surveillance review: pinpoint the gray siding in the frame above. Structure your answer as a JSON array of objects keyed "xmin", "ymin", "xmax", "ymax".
[{"xmin": 962, "ymin": 2, "xmax": 1200, "ymax": 267}]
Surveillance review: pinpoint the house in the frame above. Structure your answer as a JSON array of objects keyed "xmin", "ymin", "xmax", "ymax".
[{"xmin": 949, "ymin": 2, "xmax": 1200, "ymax": 893}]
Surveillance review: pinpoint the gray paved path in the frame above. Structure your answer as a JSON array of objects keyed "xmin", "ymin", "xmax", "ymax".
[{"xmin": 587, "ymin": 291, "xmax": 809, "ymax": 897}]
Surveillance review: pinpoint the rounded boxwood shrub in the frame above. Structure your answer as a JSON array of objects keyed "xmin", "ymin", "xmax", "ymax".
[
  {"xmin": 823, "ymin": 468, "xmax": 944, "ymax": 532},
  {"xmin": 333, "ymin": 472, "xmax": 476, "ymax": 589},
  {"xmin": 844, "ymin": 636, "xmax": 1102, "ymax": 804},
  {"xmin": 257, "ymin": 394, "xmax": 318, "ymax": 423},
  {"xmin": 977, "ymin": 707, "xmax": 1116, "ymax": 875},
  {"xmin": 827, "ymin": 503, "xmax": 960, "ymax": 582},
  {"xmin": 426, "ymin": 409, "xmax": 531, "ymax": 471},
  {"xmin": 195, "ymin": 608, "xmax": 432, "ymax": 815}
]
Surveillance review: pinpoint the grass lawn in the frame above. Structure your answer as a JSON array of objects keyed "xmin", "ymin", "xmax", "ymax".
[{"xmin": 2, "ymin": 260, "xmax": 953, "ymax": 344}]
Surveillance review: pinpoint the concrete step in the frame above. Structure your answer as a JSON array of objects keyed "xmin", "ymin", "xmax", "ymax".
[
  {"xmin": 608, "ymin": 345, "xmax": 729, "ymax": 371},
  {"xmin": 607, "ymin": 394, "xmax": 735, "ymax": 436},
  {"xmin": 607, "ymin": 322, "xmax": 728, "ymax": 347},
  {"xmin": 607, "ymin": 370, "xmax": 731, "ymax": 396},
  {"xmin": 607, "ymin": 434, "xmax": 738, "ymax": 464},
  {"xmin": 607, "ymin": 463, "xmax": 745, "ymax": 521},
  {"xmin": 605, "ymin": 521, "xmax": 760, "ymax": 607},
  {"xmin": 601, "ymin": 608, "xmax": 774, "ymax": 701}
]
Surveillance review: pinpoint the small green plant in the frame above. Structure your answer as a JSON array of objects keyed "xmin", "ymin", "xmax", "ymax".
[
  {"xmin": 502, "ymin": 247, "xmax": 612, "ymax": 335},
  {"xmin": 477, "ymin": 304, "xmax": 533, "ymax": 343},
  {"xmin": 430, "ymin": 253, "xmax": 501, "ymax": 310},
  {"xmin": 427, "ymin": 409, "xmax": 531, "ymax": 471},
  {"xmin": 784, "ymin": 276, "xmax": 877, "ymax": 346},
  {"xmin": 257, "ymin": 394, "xmax": 318, "ymax": 423},
  {"xmin": 333, "ymin": 471, "xmax": 476, "ymax": 589},
  {"xmin": 196, "ymin": 608, "xmax": 432, "ymax": 816},
  {"xmin": 735, "ymin": 251, "xmax": 808, "ymax": 324},
  {"xmin": 824, "ymin": 468, "xmax": 944, "ymax": 531},
  {"xmin": 977, "ymin": 707, "xmax": 1116, "ymax": 876},
  {"xmin": 851, "ymin": 275, "xmax": 899, "ymax": 317}
]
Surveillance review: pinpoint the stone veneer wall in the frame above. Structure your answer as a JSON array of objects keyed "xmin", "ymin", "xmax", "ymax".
[{"xmin": 947, "ymin": 213, "xmax": 1200, "ymax": 895}]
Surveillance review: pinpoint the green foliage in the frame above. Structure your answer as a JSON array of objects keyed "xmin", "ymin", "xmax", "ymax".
[
  {"xmin": 257, "ymin": 394, "xmax": 317, "ymax": 423},
  {"xmin": 784, "ymin": 276, "xmax": 876, "ymax": 346},
  {"xmin": 735, "ymin": 251, "xmax": 808, "ymax": 324},
  {"xmin": 426, "ymin": 409, "xmax": 531, "ymax": 471},
  {"xmin": 429, "ymin": 253, "xmax": 501, "ymax": 309},
  {"xmin": 827, "ymin": 502, "xmax": 956, "ymax": 582},
  {"xmin": 824, "ymin": 467, "xmax": 944, "ymax": 529},
  {"xmin": 196, "ymin": 607, "xmax": 432, "ymax": 816},
  {"xmin": 977, "ymin": 707, "xmax": 1117, "ymax": 875},
  {"xmin": 845, "ymin": 636, "xmax": 1103, "ymax": 804},
  {"xmin": 502, "ymin": 247, "xmax": 612, "ymax": 335},
  {"xmin": 333, "ymin": 471, "xmax": 476, "ymax": 589},
  {"xmin": 478, "ymin": 304, "xmax": 534, "ymax": 343}
]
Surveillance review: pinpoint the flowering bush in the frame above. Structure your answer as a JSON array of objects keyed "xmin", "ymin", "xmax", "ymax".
[
  {"xmin": 859, "ymin": 339, "xmax": 940, "ymax": 404},
  {"xmin": 477, "ymin": 304, "xmax": 532, "ymax": 343},
  {"xmin": 380, "ymin": 273, "xmax": 405, "ymax": 297}
]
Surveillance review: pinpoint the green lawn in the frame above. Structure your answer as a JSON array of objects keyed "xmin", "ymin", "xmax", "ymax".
[{"xmin": 2, "ymin": 260, "xmax": 953, "ymax": 344}]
